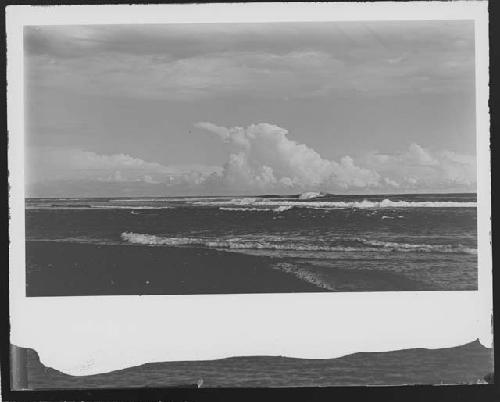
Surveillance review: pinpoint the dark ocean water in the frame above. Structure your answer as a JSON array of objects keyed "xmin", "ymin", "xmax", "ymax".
[
  {"xmin": 25, "ymin": 340, "xmax": 493, "ymax": 388},
  {"xmin": 25, "ymin": 193, "xmax": 477, "ymax": 295}
]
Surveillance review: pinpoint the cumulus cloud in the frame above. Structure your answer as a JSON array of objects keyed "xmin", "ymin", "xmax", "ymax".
[
  {"xmin": 27, "ymin": 126, "xmax": 477, "ymax": 197},
  {"xmin": 196, "ymin": 122, "xmax": 380, "ymax": 193},
  {"xmin": 194, "ymin": 122, "xmax": 476, "ymax": 194},
  {"xmin": 28, "ymin": 146, "xmax": 220, "ymax": 188},
  {"xmin": 360, "ymin": 144, "xmax": 476, "ymax": 191},
  {"xmin": 406, "ymin": 143, "xmax": 439, "ymax": 166}
]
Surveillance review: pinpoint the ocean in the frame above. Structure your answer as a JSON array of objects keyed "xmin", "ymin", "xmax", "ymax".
[{"xmin": 25, "ymin": 192, "xmax": 477, "ymax": 296}]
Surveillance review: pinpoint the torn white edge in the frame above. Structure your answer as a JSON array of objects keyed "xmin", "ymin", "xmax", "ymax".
[{"xmin": 7, "ymin": 1, "xmax": 492, "ymax": 377}]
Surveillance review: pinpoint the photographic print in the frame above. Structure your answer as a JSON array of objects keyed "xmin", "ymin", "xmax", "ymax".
[
  {"xmin": 6, "ymin": 1, "xmax": 493, "ymax": 394},
  {"xmin": 24, "ymin": 19, "xmax": 479, "ymax": 296}
]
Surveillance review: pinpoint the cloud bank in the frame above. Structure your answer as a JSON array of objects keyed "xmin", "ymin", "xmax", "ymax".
[
  {"xmin": 28, "ymin": 123, "xmax": 477, "ymax": 197},
  {"xmin": 195, "ymin": 122, "xmax": 380, "ymax": 193},
  {"xmin": 194, "ymin": 122, "xmax": 476, "ymax": 194},
  {"xmin": 25, "ymin": 21, "xmax": 474, "ymax": 101},
  {"xmin": 27, "ymin": 147, "xmax": 221, "ymax": 197}
]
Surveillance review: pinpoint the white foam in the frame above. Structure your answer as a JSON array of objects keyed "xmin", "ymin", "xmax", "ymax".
[
  {"xmin": 298, "ymin": 191, "xmax": 323, "ymax": 199},
  {"xmin": 219, "ymin": 205, "xmax": 293, "ymax": 212},
  {"xmin": 219, "ymin": 207, "xmax": 261, "ymax": 211},
  {"xmin": 275, "ymin": 205, "xmax": 293, "ymax": 212},
  {"xmin": 227, "ymin": 197, "xmax": 260, "ymax": 205},
  {"xmin": 92, "ymin": 205, "xmax": 167, "ymax": 210},
  {"xmin": 194, "ymin": 198, "xmax": 476, "ymax": 209},
  {"xmin": 121, "ymin": 232, "xmax": 477, "ymax": 254},
  {"xmin": 271, "ymin": 262, "xmax": 335, "ymax": 291},
  {"xmin": 26, "ymin": 197, "xmax": 476, "ymax": 210},
  {"xmin": 358, "ymin": 238, "xmax": 477, "ymax": 254}
]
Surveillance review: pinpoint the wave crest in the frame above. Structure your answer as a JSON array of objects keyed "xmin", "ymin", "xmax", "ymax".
[
  {"xmin": 219, "ymin": 205, "xmax": 293, "ymax": 212},
  {"xmin": 195, "ymin": 198, "xmax": 476, "ymax": 209},
  {"xmin": 120, "ymin": 232, "xmax": 476, "ymax": 254},
  {"xmin": 298, "ymin": 191, "xmax": 324, "ymax": 200}
]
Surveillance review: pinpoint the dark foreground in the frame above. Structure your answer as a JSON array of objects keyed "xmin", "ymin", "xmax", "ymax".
[
  {"xmin": 26, "ymin": 241, "xmax": 437, "ymax": 296},
  {"xmin": 25, "ymin": 340, "xmax": 492, "ymax": 388}
]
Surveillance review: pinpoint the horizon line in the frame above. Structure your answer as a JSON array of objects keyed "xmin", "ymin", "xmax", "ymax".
[{"xmin": 24, "ymin": 191, "xmax": 478, "ymax": 200}]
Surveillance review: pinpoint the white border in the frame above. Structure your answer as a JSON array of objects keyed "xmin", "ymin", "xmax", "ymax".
[{"xmin": 7, "ymin": 2, "xmax": 492, "ymax": 377}]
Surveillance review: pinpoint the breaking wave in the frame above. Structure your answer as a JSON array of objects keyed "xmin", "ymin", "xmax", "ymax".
[
  {"xmin": 298, "ymin": 191, "xmax": 324, "ymax": 200},
  {"xmin": 120, "ymin": 232, "xmax": 476, "ymax": 254},
  {"xmin": 194, "ymin": 198, "xmax": 476, "ymax": 209},
  {"xmin": 219, "ymin": 205, "xmax": 293, "ymax": 212}
]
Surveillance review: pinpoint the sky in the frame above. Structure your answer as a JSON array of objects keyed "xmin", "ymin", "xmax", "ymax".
[{"xmin": 24, "ymin": 20, "xmax": 477, "ymax": 197}]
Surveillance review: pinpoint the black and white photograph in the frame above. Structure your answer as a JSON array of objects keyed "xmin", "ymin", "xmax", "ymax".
[
  {"xmin": 24, "ymin": 19, "xmax": 479, "ymax": 296},
  {"xmin": 5, "ymin": 1, "xmax": 494, "ymax": 394}
]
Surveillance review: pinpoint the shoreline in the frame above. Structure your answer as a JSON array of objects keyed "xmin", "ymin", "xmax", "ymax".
[
  {"xmin": 26, "ymin": 240, "xmax": 327, "ymax": 296},
  {"xmin": 26, "ymin": 240, "xmax": 469, "ymax": 296}
]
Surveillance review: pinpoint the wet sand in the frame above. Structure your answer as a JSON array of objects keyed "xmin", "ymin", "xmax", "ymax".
[
  {"xmin": 26, "ymin": 241, "xmax": 325, "ymax": 296},
  {"xmin": 26, "ymin": 241, "xmax": 432, "ymax": 296}
]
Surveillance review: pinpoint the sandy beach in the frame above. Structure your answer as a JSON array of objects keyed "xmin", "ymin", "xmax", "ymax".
[{"xmin": 26, "ymin": 240, "xmax": 439, "ymax": 296}]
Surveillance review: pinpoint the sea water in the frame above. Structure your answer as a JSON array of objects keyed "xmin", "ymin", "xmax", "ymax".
[{"xmin": 25, "ymin": 193, "xmax": 477, "ymax": 295}]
